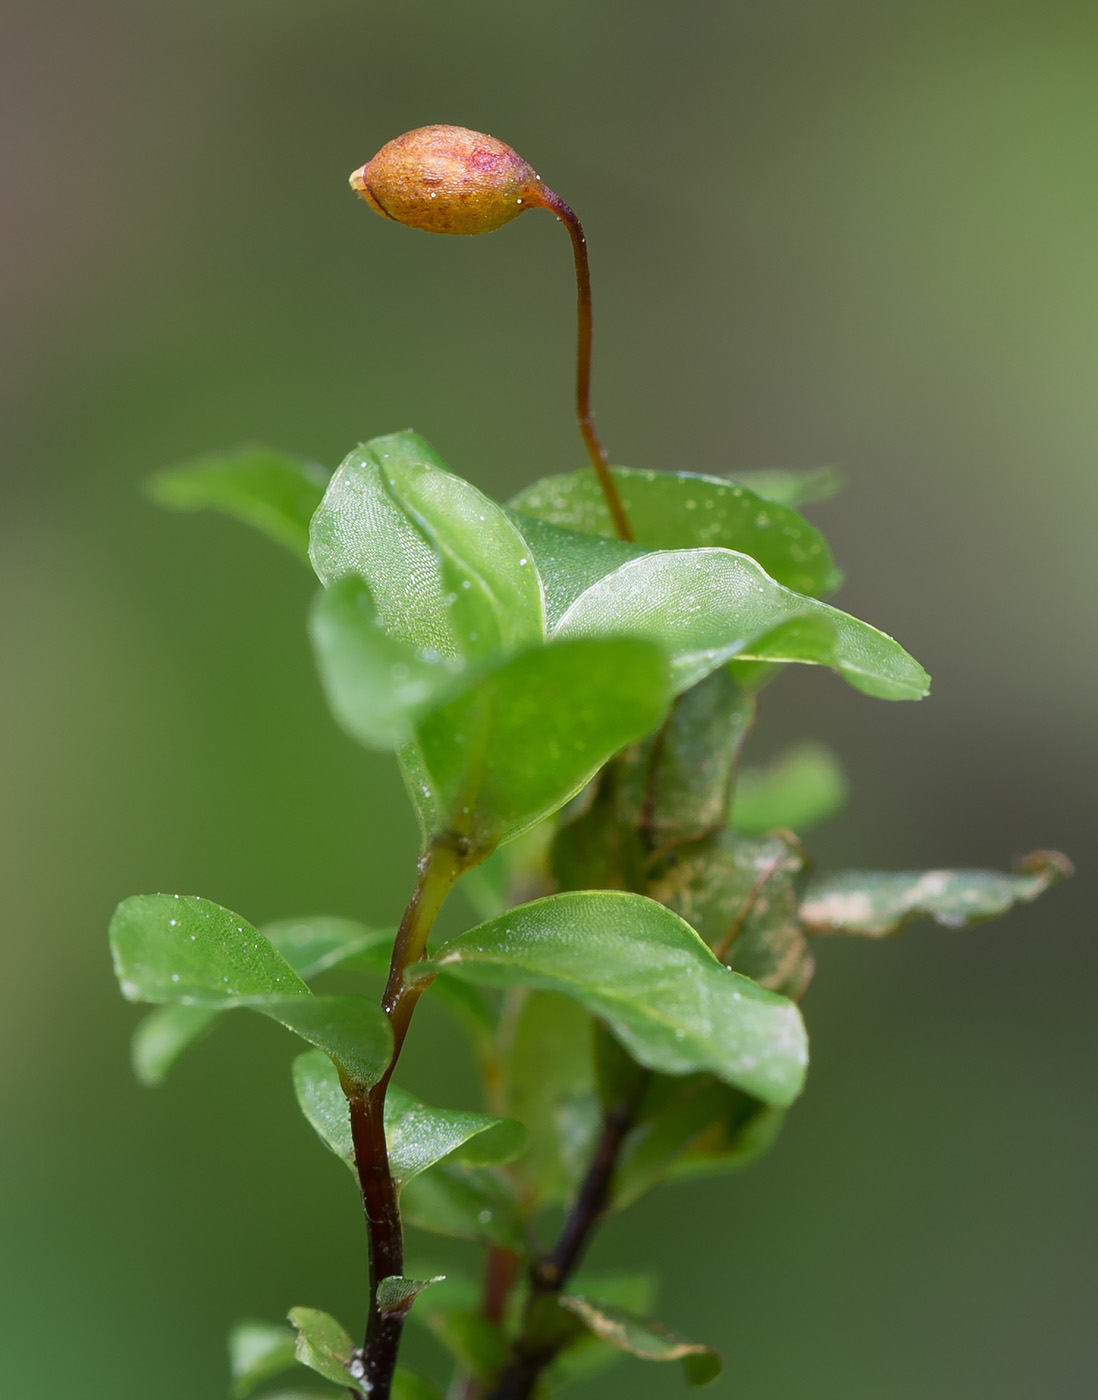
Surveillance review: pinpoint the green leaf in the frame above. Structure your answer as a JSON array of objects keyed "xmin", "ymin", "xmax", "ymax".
[
  {"xmin": 510, "ymin": 467, "xmax": 841, "ymax": 597},
  {"xmin": 558, "ymin": 1296, "xmax": 720, "ymax": 1386},
  {"xmin": 732, "ymin": 741, "xmax": 847, "ymax": 835},
  {"xmin": 507, "ymin": 512, "xmax": 647, "ymax": 630},
  {"xmin": 110, "ymin": 895, "xmax": 392, "ymax": 1087},
  {"xmin": 405, "ymin": 636, "xmax": 673, "ymax": 853},
  {"xmin": 412, "ymin": 892, "xmax": 808, "ymax": 1107},
  {"xmin": 730, "ymin": 465, "xmax": 844, "ymax": 508},
  {"xmin": 292, "ymin": 1052, "xmax": 525, "ymax": 1184},
  {"xmin": 554, "ymin": 547, "xmax": 929, "ymax": 700},
  {"xmin": 393, "ymin": 1370, "xmax": 444, "ymax": 1400},
  {"xmin": 310, "ymin": 577, "xmax": 469, "ymax": 750},
  {"xmin": 131, "ymin": 1003, "xmax": 221, "ymax": 1087},
  {"xmin": 129, "ymin": 917, "xmax": 392, "ymax": 1086},
  {"xmin": 615, "ymin": 668, "xmax": 756, "ymax": 845},
  {"xmin": 399, "ymin": 1164, "xmax": 527, "ymax": 1253},
  {"xmin": 264, "ymin": 916, "xmax": 395, "ymax": 979},
  {"xmin": 310, "ymin": 431, "xmax": 544, "ymax": 660},
  {"xmin": 648, "ymin": 831, "xmax": 815, "ymax": 1000},
  {"xmin": 615, "ymin": 1078, "xmax": 785, "ymax": 1207},
  {"xmin": 800, "ymin": 851, "xmax": 1072, "ymax": 938},
  {"xmin": 377, "ymin": 1275, "xmax": 445, "ymax": 1318},
  {"xmin": 503, "ymin": 991, "xmax": 600, "ymax": 1205},
  {"xmin": 228, "ymin": 1318, "xmax": 297, "ymax": 1397},
  {"xmin": 544, "ymin": 1274, "xmax": 658, "ymax": 1391},
  {"xmin": 288, "ymin": 1308, "xmax": 353, "ymax": 1389},
  {"xmin": 148, "ymin": 448, "xmax": 329, "ymax": 560}
]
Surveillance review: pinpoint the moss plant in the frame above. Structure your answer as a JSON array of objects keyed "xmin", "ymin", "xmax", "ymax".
[{"xmin": 111, "ymin": 125, "xmax": 1071, "ymax": 1400}]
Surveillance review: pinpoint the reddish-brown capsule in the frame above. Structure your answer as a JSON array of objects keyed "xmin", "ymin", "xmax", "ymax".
[{"xmin": 349, "ymin": 124, "xmax": 549, "ymax": 235}]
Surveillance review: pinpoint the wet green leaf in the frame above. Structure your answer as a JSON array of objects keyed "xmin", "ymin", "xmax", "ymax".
[
  {"xmin": 228, "ymin": 1318, "xmax": 297, "ymax": 1397},
  {"xmin": 800, "ymin": 851, "xmax": 1071, "ymax": 937},
  {"xmin": 130, "ymin": 917, "xmax": 392, "ymax": 1086},
  {"xmin": 413, "ymin": 892, "xmax": 808, "ymax": 1106},
  {"xmin": 148, "ymin": 448, "xmax": 329, "ymax": 560},
  {"xmin": 730, "ymin": 465, "xmax": 844, "ymax": 508},
  {"xmin": 288, "ymin": 1308, "xmax": 353, "ymax": 1389},
  {"xmin": 648, "ymin": 832, "xmax": 814, "ymax": 999},
  {"xmin": 310, "ymin": 578, "xmax": 469, "ymax": 749},
  {"xmin": 110, "ymin": 895, "xmax": 392, "ymax": 1087},
  {"xmin": 554, "ymin": 547, "xmax": 929, "ymax": 700},
  {"xmin": 732, "ymin": 741, "xmax": 847, "ymax": 835},
  {"xmin": 291, "ymin": 1051, "xmax": 526, "ymax": 1183},
  {"xmin": 400, "ymin": 1164, "xmax": 526, "ymax": 1253},
  {"xmin": 310, "ymin": 431, "xmax": 543, "ymax": 659},
  {"xmin": 376, "ymin": 1275, "xmax": 444, "ymax": 1317},
  {"xmin": 558, "ymin": 1296, "xmax": 720, "ymax": 1385},
  {"xmin": 507, "ymin": 512, "xmax": 646, "ymax": 630},
  {"xmin": 406, "ymin": 637, "xmax": 673, "ymax": 853},
  {"xmin": 510, "ymin": 467, "xmax": 840, "ymax": 597}
]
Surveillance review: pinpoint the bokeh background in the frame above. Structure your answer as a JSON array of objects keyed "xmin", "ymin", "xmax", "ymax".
[{"xmin": 2, "ymin": 2, "xmax": 1095, "ymax": 1396}]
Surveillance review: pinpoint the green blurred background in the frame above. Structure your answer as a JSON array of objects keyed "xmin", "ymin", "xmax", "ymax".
[{"xmin": 2, "ymin": 1, "xmax": 1095, "ymax": 1395}]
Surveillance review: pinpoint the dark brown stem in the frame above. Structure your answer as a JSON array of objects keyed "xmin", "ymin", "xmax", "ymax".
[
  {"xmin": 343, "ymin": 843, "xmax": 462, "ymax": 1399},
  {"xmin": 488, "ymin": 1080, "xmax": 647, "ymax": 1400},
  {"xmin": 533, "ymin": 186, "xmax": 634, "ymax": 542}
]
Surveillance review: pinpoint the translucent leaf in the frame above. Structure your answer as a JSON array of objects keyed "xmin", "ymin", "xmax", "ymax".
[
  {"xmin": 729, "ymin": 465, "xmax": 844, "ymax": 508},
  {"xmin": 412, "ymin": 892, "xmax": 808, "ymax": 1107},
  {"xmin": 292, "ymin": 1052, "xmax": 525, "ymax": 1184},
  {"xmin": 376, "ymin": 1275, "xmax": 444, "ymax": 1318},
  {"xmin": 554, "ymin": 547, "xmax": 929, "ymax": 700},
  {"xmin": 288, "ymin": 1307, "xmax": 353, "ymax": 1389},
  {"xmin": 800, "ymin": 851, "xmax": 1071, "ymax": 937},
  {"xmin": 130, "ymin": 917, "xmax": 392, "ymax": 1086},
  {"xmin": 405, "ymin": 637, "xmax": 673, "ymax": 853},
  {"xmin": 309, "ymin": 577, "xmax": 469, "ymax": 750},
  {"xmin": 148, "ymin": 448, "xmax": 329, "ymax": 561},
  {"xmin": 648, "ymin": 831, "xmax": 814, "ymax": 1000},
  {"xmin": 131, "ymin": 1004, "xmax": 221, "ymax": 1087},
  {"xmin": 228, "ymin": 1318, "xmax": 297, "ymax": 1397},
  {"xmin": 558, "ymin": 1296, "xmax": 720, "ymax": 1386},
  {"xmin": 309, "ymin": 431, "xmax": 544, "ymax": 660},
  {"xmin": 732, "ymin": 742, "xmax": 847, "ymax": 835},
  {"xmin": 399, "ymin": 1164, "xmax": 526, "ymax": 1253},
  {"xmin": 544, "ymin": 1274, "xmax": 658, "ymax": 1391},
  {"xmin": 110, "ymin": 895, "xmax": 392, "ymax": 1087},
  {"xmin": 507, "ymin": 512, "xmax": 646, "ymax": 630},
  {"xmin": 510, "ymin": 467, "xmax": 840, "ymax": 597}
]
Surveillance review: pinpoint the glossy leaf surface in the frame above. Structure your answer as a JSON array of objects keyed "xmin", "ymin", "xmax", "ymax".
[
  {"xmin": 510, "ymin": 467, "xmax": 840, "ymax": 597},
  {"xmin": 310, "ymin": 577, "xmax": 468, "ymax": 749},
  {"xmin": 110, "ymin": 895, "xmax": 392, "ymax": 1086},
  {"xmin": 555, "ymin": 547, "xmax": 929, "ymax": 699},
  {"xmin": 507, "ymin": 512, "xmax": 646, "ymax": 630},
  {"xmin": 800, "ymin": 851, "xmax": 1071, "ymax": 937},
  {"xmin": 148, "ymin": 448, "xmax": 328, "ymax": 560},
  {"xmin": 310, "ymin": 431, "xmax": 543, "ymax": 659},
  {"xmin": 292, "ymin": 1051, "xmax": 525, "ymax": 1183},
  {"xmin": 414, "ymin": 892, "xmax": 808, "ymax": 1106},
  {"xmin": 288, "ymin": 1308, "xmax": 352, "ymax": 1389},
  {"xmin": 732, "ymin": 741, "xmax": 847, "ymax": 835},
  {"xmin": 559, "ymin": 1296, "xmax": 720, "ymax": 1386},
  {"xmin": 406, "ymin": 637, "xmax": 672, "ymax": 851},
  {"xmin": 377, "ymin": 1275, "xmax": 444, "ymax": 1317},
  {"xmin": 228, "ymin": 1319, "xmax": 297, "ymax": 1397}
]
